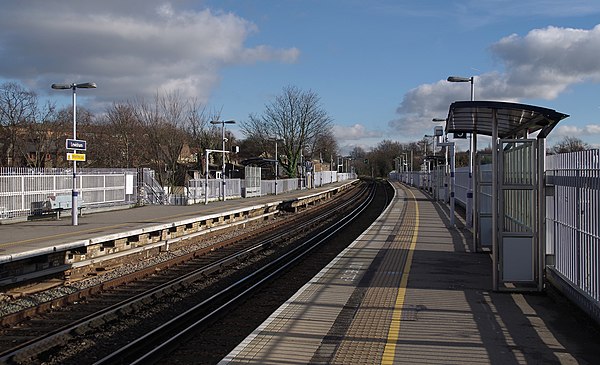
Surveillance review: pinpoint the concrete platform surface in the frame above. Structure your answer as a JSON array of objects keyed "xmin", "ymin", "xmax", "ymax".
[{"xmin": 220, "ymin": 182, "xmax": 600, "ymax": 365}]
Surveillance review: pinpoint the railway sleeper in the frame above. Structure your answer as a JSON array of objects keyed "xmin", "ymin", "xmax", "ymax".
[{"xmin": 12, "ymin": 332, "xmax": 71, "ymax": 364}]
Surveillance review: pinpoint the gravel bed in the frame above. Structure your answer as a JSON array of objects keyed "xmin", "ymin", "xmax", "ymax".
[
  {"xmin": 0, "ymin": 215, "xmax": 281, "ymax": 319},
  {"xmin": 0, "ymin": 182, "xmax": 379, "ymax": 364}
]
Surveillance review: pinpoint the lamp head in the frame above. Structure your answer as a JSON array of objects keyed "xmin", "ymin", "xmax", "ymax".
[
  {"xmin": 51, "ymin": 83, "xmax": 71, "ymax": 90},
  {"xmin": 210, "ymin": 120, "xmax": 236, "ymax": 125},
  {"xmin": 52, "ymin": 82, "xmax": 97, "ymax": 89},
  {"xmin": 75, "ymin": 82, "xmax": 97, "ymax": 89},
  {"xmin": 447, "ymin": 76, "xmax": 473, "ymax": 83}
]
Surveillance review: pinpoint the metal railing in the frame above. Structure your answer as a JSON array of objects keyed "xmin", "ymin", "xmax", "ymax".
[
  {"xmin": 261, "ymin": 178, "xmax": 298, "ymax": 195},
  {"xmin": 139, "ymin": 168, "xmax": 167, "ymax": 205},
  {"xmin": 546, "ymin": 149, "xmax": 600, "ymax": 302},
  {"xmin": 314, "ymin": 171, "xmax": 337, "ymax": 187},
  {"xmin": 0, "ymin": 167, "xmax": 138, "ymax": 221},
  {"xmin": 392, "ymin": 150, "xmax": 600, "ymax": 316}
]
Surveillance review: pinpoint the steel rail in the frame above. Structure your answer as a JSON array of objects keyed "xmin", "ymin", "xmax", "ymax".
[
  {"xmin": 0, "ymin": 183, "xmax": 368, "ymax": 364},
  {"xmin": 95, "ymin": 182, "xmax": 377, "ymax": 365}
]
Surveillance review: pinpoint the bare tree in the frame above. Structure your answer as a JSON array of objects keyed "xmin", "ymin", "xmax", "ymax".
[
  {"xmin": 241, "ymin": 85, "xmax": 333, "ymax": 177},
  {"xmin": 185, "ymin": 101, "xmax": 222, "ymax": 173},
  {"xmin": 550, "ymin": 136, "xmax": 591, "ymax": 154},
  {"xmin": 349, "ymin": 146, "xmax": 368, "ymax": 176},
  {"xmin": 58, "ymin": 106, "xmax": 95, "ymax": 168},
  {"xmin": 0, "ymin": 82, "xmax": 38, "ymax": 166},
  {"xmin": 19, "ymin": 100, "xmax": 60, "ymax": 168},
  {"xmin": 93, "ymin": 102, "xmax": 146, "ymax": 168},
  {"xmin": 133, "ymin": 91, "xmax": 189, "ymax": 190},
  {"xmin": 366, "ymin": 140, "xmax": 404, "ymax": 177},
  {"xmin": 310, "ymin": 129, "xmax": 338, "ymax": 166}
]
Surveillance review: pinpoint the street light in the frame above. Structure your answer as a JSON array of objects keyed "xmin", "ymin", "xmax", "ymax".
[
  {"xmin": 210, "ymin": 119, "xmax": 235, "ymax": 201},
  {"xmin": 447, "ymin": 76, "xmax": 474, "ymax": 100},
  {"xmin": 447, "ymin": 75, "xmax": 475, "ymax": 228},
  {"xmin": 424, "ymin": 134, "xmax": 436, "ymax": 192},
  {"xmin": 51, "ymin": 82, "xmax": 97, "ymax": 226}
]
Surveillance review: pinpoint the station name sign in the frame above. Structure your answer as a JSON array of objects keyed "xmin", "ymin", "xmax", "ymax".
[{"xmin": 66, "ymin": 139, "xmax": 87, "ymax": 150}]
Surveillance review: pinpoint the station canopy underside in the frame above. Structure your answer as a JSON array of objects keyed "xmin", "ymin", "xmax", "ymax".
[{"xmin": 445, "ymin": 101, "xmax": 569, "ymax": 139}]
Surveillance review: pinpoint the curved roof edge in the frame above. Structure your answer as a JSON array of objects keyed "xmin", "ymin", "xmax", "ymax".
[{"xmin": 445, "ymin": 100, "xmax": 569, "ymax": 139}]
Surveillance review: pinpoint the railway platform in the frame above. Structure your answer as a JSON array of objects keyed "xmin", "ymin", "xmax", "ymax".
[
  {"xmin": 0, "ymin": 181, "xmax": 356, "ymax": 286},
  {"xmin": 219, "ymin": 181, "xmax": 600, "ymax": 365}
]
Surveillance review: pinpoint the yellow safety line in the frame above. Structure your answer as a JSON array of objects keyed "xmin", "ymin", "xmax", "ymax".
[{"xmin": 381, "ymin": 188, "xmax": 419, "ymax": 365}]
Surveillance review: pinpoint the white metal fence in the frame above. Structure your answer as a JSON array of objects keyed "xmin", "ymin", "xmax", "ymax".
[
  {"xmin": 314, "ymin": 171, "xmax": 337, "ymax": 187},
  {"xmin": 261, "ymin": 178, "xmax": 298, "ymax": 195},
  {"xmin": 186, "ymin": 169, "xmax": 356, "ymax": 203},
  {"xmin": 392, "ymin": 168, "xmax": 469, "ymax": 207},
  {"xmin": 0, "ymin": 167, "xmax": 138, "ymax": 221},
  {"xmin": 391, "ymin": 150, "xmax": 600, "ymax": 313},
  {"xmin": 546, "ymin": 150, "xmax": 600, "ymax": 302},
  {"xmin": 1, "ymin": 166, "xmax": 358, "ymax": 218},
  {"xmin": 186, "ymin": 178, "xmax": 242, "ymax": 204}
]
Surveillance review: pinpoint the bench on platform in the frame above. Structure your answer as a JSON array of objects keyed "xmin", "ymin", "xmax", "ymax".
[{"xmin": 30, "ymin": 195, "xmax": 85, "ymax": 219}]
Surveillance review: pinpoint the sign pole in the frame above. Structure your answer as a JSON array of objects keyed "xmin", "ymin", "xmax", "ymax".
[{"xmin": 72, "ymin": 86, "xmax": 78, "ymax": 226}]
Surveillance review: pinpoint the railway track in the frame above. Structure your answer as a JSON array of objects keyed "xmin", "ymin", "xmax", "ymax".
[
  {"xmin": 96, "ymin": 182, "xmax": 378, "ymax": 364},
  {"xmin": 0, "ymin": 180, "xmax": 377, "ymax": 365}
]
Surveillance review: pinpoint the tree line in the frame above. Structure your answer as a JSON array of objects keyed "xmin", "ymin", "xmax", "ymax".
[
  {"xmin": 0, "ymin": 83, "xmax": 340, "ymax": 190},
  {"xmin": 0, "ymin": 81, "xmax": 593, "ymax": 189}
]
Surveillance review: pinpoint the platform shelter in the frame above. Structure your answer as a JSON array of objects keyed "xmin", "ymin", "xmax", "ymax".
[{"xmin": 445, "ymin": 101, "xmax": 569, "ymax": 291}]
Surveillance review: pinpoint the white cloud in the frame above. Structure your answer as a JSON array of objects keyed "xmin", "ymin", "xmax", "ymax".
[
  {"xmin": 554, "ymin": 125, "xmax": 584, "ymax": 137},
  {"xmin": 0, "ymin": 1, "xmax": 299, "ymax": 106},
  {"xmin": 546, "ymin": 123, "xmax": 600, "ymax": 148},
  {"xmin": 490, "ymin": 25, "xmax": 600, "ymax": 99},
  {"xmin": 333, "ymin": 123, "xmax": 382, "ymax": 141},
  {"xmin": 392, "ymin": 24, "xmax": 600, "ymax": 140},
  {"xmin": 584, "ymin": 124, "xmax": 600, "ymax": 134}
]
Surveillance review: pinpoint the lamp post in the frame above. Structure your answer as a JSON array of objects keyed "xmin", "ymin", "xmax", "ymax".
[
  {"xmin": 51, "ymin": 82, "xmax": 97, "ymax": 226},
  {"xmin": 424, "ymin": 134, "xmax": 436, "ymax": 192},
  {"xmin": 210, "ymin": 120, "xmax": 235, "ymax": 201},
  {"xmin": 447, "ymin": 75, "xmax": 475, "ymax": 228}
]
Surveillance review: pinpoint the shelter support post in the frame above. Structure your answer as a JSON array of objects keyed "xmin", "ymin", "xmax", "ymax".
[{"xmin": 491, "ymin": 110, "xmax": 499, "ymax": 291}]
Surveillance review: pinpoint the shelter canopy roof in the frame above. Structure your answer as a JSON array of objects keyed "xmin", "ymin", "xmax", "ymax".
[{"xmin": 445, "ymin": 101, "xmax": 569, "ymax": 139}]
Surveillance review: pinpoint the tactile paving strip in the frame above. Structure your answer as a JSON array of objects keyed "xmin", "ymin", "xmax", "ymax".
[{"xmin": 330, "ymin": 187, "xmax": 416, "ymax": 364}]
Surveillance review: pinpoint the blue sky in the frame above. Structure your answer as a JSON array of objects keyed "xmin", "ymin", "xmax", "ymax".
[{"xmin": 2, "ymin": 0, "xmax": 600, "ymax": 153}]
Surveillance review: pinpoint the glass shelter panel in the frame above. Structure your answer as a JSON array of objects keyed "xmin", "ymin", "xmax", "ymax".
[
  {"xmin": 475, "ymin": 154, "xmax": 493, "ymax": 250},
  {"xmin": 498, "ymin": 139, "xmax": 539, "ymax": 287},
  {"xmin": 503, "ymin": 189, "xmax": 534, "ymax": 233},
  {"xmin": 503, "ymin": 142, "xmax": 534, "ymax": 186}
]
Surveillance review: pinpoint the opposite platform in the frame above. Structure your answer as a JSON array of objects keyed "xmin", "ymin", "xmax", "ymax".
[
  {"xmin": 0, "ymin": 181, "xmax": 354, "ymax": 264},
  {"xmin": 220, "ymin": 181, "xmax": 600, "ymax": 365}
]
